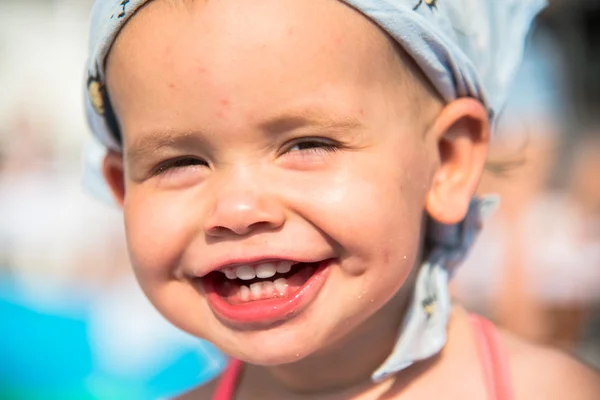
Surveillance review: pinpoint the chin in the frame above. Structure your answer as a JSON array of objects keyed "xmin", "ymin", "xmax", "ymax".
[
  {"xmin": 232, "ymin": 331, "xmax": 323, "ymax": 366},
  {"xmin": 213, "ymin": 318, "xmax": 322, "ymax": 366}
]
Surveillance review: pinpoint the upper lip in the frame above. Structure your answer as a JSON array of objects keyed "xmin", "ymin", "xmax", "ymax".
[{"xmin": 193, "ymin": 255, "xmax": 321, "ymax": 278}]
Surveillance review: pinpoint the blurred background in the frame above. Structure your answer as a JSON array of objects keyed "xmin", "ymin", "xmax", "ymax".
[{"xmin": 0, "ymin": 0, "xmax": 599, "ymax": 398}]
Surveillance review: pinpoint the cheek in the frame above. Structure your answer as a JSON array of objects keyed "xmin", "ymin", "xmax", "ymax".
[
  {"xmin": 294, "ymin": 154, "xmax": 427, "ymax": 270},
  {"xmin": 123, "ymin": 189, "xmax": 199, "ymax": 278},
  {"xmin": 278, "ymin": 157, "xmax": 427, "ymax": 337},
  {"xmin": 317, "ymin": 155, "xmax": 428, "ymax": 297}
]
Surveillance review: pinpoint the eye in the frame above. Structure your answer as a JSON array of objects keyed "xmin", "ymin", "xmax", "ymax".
[
  {"xmin": 284, "ymin": 138, "xmax": 339, "ymax": 155},
  {"xmin": 152, "ymin": 157, "xmax": 209, "ymax": 176}
]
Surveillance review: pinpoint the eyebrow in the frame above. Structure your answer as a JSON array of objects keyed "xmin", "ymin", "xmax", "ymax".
[
  {"xmin": 126, "ymin": 108, "xmax": 365, "ymax": 163},
  {"xmin": 258, "ymin": 108, "xmax": 364, "ymax": 135},
  {"xmin": 126, "ymin": 130, "xmax": 210, "ymax": 165}
]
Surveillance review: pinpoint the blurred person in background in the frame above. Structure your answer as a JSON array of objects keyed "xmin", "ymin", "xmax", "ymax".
[
  {"xmin": 553, "ymin": 0, "xmax": 600, "ymax": 368},
  {"xmin": 451, "ymin": 7, "xmax": 600, "ymax": 367}
]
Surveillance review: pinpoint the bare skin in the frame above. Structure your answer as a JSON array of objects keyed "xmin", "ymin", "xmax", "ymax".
[{"xmin": 100, "ymin": 0, "xmax": 600, "ymax": 398}]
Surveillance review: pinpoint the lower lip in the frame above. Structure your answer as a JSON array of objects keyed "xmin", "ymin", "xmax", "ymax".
[{"xmin": 201, "ymin": 260, "xmax": 332, "ymax": 328}]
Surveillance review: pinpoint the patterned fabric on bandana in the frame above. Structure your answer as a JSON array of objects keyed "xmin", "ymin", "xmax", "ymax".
[{"xmin": 82, "ymin": 0, "xmax": 546, "ymax": 382}]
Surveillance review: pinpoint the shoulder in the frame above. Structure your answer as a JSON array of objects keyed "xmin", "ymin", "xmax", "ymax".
[
  {"xmin": 500, "ymin": 331, "xmax": 600, "ymax": 399},
  {"xmin": 175, "ymin": 378, "xmax": 218, "ymax": 400}
]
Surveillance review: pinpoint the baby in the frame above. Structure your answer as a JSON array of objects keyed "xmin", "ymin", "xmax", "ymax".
[{"xmin": 83, "ymin": 0, "xmax": 600, "ymax": 398}]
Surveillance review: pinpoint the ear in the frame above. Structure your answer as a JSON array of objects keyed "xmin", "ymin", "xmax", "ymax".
[
  {"xmin": 425, "ymin": 98, "xmax": 490, "ymax": 224},
  {"xmin": 102, "ymin": 150, "xmax": 126, "ymax": 207}
]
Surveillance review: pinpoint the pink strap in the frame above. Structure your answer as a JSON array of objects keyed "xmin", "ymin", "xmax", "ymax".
[
  {"xmin": 212, "ymin": 359, "xmax": 244, "ymax": 400},
  {"xmin": 470, "ymin": 314, "xmax": 514, "ymax": 400}
]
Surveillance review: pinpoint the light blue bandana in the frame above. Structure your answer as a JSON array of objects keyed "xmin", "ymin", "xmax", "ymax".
[
  {"xmin": 372, "ymin": 195, "xmax": 500, "ymax": 381},
  {"xmin": 83, "ymin": 0, "xmax": 545, "ymax": 382}
]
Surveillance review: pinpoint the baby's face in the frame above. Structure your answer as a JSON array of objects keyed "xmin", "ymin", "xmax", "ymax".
[{"xmin": 106, "ymin": 0, "xmax": 442, "ymax": 364}]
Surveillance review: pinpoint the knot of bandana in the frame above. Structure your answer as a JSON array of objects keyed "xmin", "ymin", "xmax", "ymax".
[
  {"xmin": 426, "ymin": 195, "xmax": 500, "ymax": 275},
  {"xmin": 372, "ymin": 195, "xmax": 500, "ymax": 381}
]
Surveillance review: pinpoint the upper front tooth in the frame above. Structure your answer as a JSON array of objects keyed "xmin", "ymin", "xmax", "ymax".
[
  {"xmin": 224, "ymin": 269, "xmax": 237, "ymax": 280},
  {"xmin": 256, "ymin": 263, "xmax": 277, "ymax": 279},
  {"xmin": 235, "ymin": 265, "xmax": 256, "ymax": 280},
  {"xmin": 276, "ymin": 261, "xmax": 293, "ymax": 274}
]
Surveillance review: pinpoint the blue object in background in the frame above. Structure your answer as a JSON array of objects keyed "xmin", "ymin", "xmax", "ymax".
[
  {"xmin": 0, "ymin": 294, "xmax": 94, "ymax": 398},
  {"xmin": 0, "ymin": 275, "xmax": 226, "ymax": 399}
]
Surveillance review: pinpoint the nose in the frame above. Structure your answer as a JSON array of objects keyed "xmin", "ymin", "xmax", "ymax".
[{"xmin": 204, "ymin": 173, "xmax": 286, "ymax": 238}]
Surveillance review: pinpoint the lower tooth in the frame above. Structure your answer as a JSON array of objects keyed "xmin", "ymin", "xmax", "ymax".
[
  {"xmin": 274, "ymin": 278, "xmax": 288, "ymax": 295},
  {"xmin": 250, "ymin": 282, "xmax": 262, "ymax": 299},
  {"xmin": 240, "ymin": 285, "xmax": 251, "ymax": 301},
  {"xmin": 262, "ymin": 281, "xmax": 275, "ymax": 296}
]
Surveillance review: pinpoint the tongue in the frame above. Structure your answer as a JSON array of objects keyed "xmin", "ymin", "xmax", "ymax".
[{"xmin": 215, "ymin": 264, "xmax": 316, "ymax": 305}]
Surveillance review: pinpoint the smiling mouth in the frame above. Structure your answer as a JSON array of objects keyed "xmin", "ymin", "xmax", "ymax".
[
  {"xmin": 200, "ymin": 260, "xmax": 332, "ymax": 327},
  {"xmin": 208, "ymin": 261, "xmax": 319, "ymax": 303}
]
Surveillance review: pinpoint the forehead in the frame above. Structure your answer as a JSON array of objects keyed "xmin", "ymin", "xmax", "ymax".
[
  {"xmin": 105, "ymin": 0, "xmax": 414, "ymax": 140},
  {"xmin": 110, "ymin": 0, "xmax": 397, "ymax": 63}
]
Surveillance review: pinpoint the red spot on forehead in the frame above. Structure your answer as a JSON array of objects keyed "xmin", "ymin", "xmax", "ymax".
[{"xmin": 220, "ymin": 98, "xmax": 230, "ymax": 107}]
